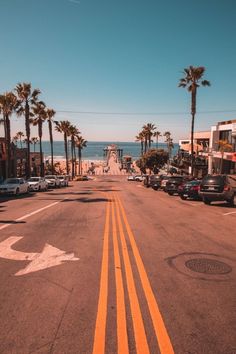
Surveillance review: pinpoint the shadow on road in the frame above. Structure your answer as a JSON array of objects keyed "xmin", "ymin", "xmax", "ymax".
[
  {"xmin": 0, "ymin": 220, "xmax": 26, "ymax": 224},
  {"xmin": 62, "ymin": 198, "xmax": 110, "ymax": 203}
]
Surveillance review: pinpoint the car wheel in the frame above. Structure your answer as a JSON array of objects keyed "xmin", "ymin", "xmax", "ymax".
[
  {"xmin": 168, "ymin": 192, "xmax": 174, "ymax": 196},
  {"xmin": 38, "ymin": 186, "xmax": 41, "ymax": 192},
  {"xmin": 180, "ymin": 195, "xmax": 187, "ymax": 200},
  {"xmin": 203, "ymin": 198, "xmax": 211, "ymax": 205},
  {"xmin": 15, "ymin": 188, "xmax": 20, "ymax": 196}
]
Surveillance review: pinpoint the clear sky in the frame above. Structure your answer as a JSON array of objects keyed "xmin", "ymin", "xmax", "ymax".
[{"xmin": 0, "ymin": 0, "xmax": 236, "ymax": 142}]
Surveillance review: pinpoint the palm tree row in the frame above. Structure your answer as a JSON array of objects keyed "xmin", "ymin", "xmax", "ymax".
[
  {"xmin": 0, "ymin": 82, "xmax": 56, "ymax": 178},
  {"xmin": 55, "ymin": 120, "xmax": 87, "ymax": 178},
  {"xmin": 135, "ymin": 123, "xmax": 162, "ymax": 155}
]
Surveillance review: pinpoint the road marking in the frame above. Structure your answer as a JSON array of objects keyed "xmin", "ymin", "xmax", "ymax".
[
  {"xmin": 0, "ymin": 236, "xmax": 79, "ymax": 276},
  {"xmin": 92, "ymin": 201, "xmax": 110, "ymax": 354},
  {"xmin": 223, "ymin": 211, "xmax": 236, "ymax": 216},
  {"xmin": 115, "ymin": 195, "xmax": 150, "ymax": 354},
  {"xmin": 111, "ymin": 199, "xmax": 129, "ymax": 354},
  {"xmin": 116, "ymin": 194, "xmax": 175, "ymax": 354},
  {"xmin": 0, "ymin": 201, "xmax": 60, "ymax": 231}
]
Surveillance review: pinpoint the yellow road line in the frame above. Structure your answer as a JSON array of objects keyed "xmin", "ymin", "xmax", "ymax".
[
  {"xmin": 111, "ymin": 199, "xmax": 129, "ymax": 354},
  {"xmin": 114, "ymin": 195, "xmax": 150, "ymax": 354},
  {"xmin": 92, "ymin": 201, "xmax": 110, "ymax": 354},
  {"xmin": 116, "ymin": 194, "xmax": 175, "ymax": 354}
]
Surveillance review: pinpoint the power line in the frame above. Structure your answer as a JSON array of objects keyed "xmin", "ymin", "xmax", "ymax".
[{"xmin": 56, "ymin": 109, "xmax": 236, "ymax": 115}]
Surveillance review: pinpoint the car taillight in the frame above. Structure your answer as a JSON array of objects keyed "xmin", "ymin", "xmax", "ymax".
[{"xmin": 224, "ymin": 185, "xmax": 230, "ymax": 191}]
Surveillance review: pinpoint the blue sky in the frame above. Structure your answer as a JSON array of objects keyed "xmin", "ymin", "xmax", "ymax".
[{"xmin": 0, "ymin": 0, "xmax": 236, "ymax": 142}]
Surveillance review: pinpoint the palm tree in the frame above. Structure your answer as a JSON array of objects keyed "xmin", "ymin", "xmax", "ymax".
[
  {"xmin": 55, "ymin": 120, "xmax": 71, "ymax": 175},
  {"xmin": 218, "ymin": 140, "xmax": 232, "ymax": 174},
  {"xmin": 164, "ymin": 132, "xmax": 174, "ymax": 170},
  {"xmin": 16, "ymin": 131, "xmax": 24, "ymax": 148},
  {"xmin": 46, "ymin": 108, "xmax": 56, "ymax": 174},
  {"xmin": 135, "ymin": 131, "xmax": 145, "ymax": 156},
  {"xmin": 15, "ymin": 82, "xmax": 41, "ymax": 178},
  {"xmin": 153, "ymin": 131, "xmax": 162, "ymax": 149},
  {"xmin": 142, "ymin": 123, "xmax": 156, "ymax": 151},
  {"xmin": 32, "ymin": 101, "xmax": 47, "ymax": 176},
  {"xmin": 0, "ymin": 92, "xmax": 18, "ymax": 178},
  {"xmin": 69, "ymin": 124, "xmax": 80, "ymax": 178},
  {"xmin": 31, "ymin": 137, "xmax": 39, "ymax": 152},
  {"xmin": 179, "ymin": 66, "xmax": 210, "ymax": 176},
  {"xmin": 76, "ymin": 136, "xmax": 87, "ymax": 175}
]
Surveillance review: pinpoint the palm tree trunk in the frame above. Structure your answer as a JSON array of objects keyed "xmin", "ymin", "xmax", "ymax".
[
  {"xmin": 25, "ymin": 102, "xmax": 31, "ymax": 178},
  {"xmin": 39, "ymin": 120, "xmax": 44, "ymax": 176},
  {"xmin": 71, "ymin": 138, "xmax": 74, "ymax": 179},
  {"xmin": 64, "ymin": 133, "xmax": 69, "ymax": 175},
  {"xmin": 78, "ymin": 148, "xmax": 82, "ymax": 175},
  {"xmin": 48, "ymin": 120, "xmax": 54, "ymax": 174},
  {"xmin": 5, "ymin": 115, "xmax": 11, "ymax": 178},
  {"xmin": 190, "ymin": 88, "xmax": 196, "ymax": 177},
  {"xmin": 74, "ymin": 145, "xmax": 77, "ymax": 175}
]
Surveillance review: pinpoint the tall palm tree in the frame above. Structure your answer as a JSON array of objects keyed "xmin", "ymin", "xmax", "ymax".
[
  {"xmin": 16, "ymin": 131, "xmax": 24, "ymax": 148},
  {"xmin": 69, "ymin": 125, "xmax": 80, "ymax": 178},
  {"xmin": 0, "ymin": 92, "xmax": 18, "ymax": 178},
  {"xmin": 32, "ymin": 101, "xmax": 47, "ymax": 176},
  {"xmin": 15, "ymin": 82, "xmax": 41, "ymax": 178},
  {"xmin": 76, "ymin": 136, "xmax": 87, "ymax": 175},
  {"xmin": 218, "ymin": 140, "xmax": 232, "ymax": 173},
  {"xmin": 153, "ymin": 131, "xmax": 162, "ymax": 149},
  {"xmin": 179, "ymin": 66, "xmax": 210, "ymax": 176},
  {"xmin": 31, "ymin": 137, "xmax": 39, "ymax": 152},
  {"xmin": 142, "ymin": 123, "xmax": 156, "ymax": 151},
  {"xmin": 135, "ymin": 131, "xmax": 145, "ymax": 156},
  {"xmin": 46, "ymin": 108, "xmax": 56, "ymax": 173},
  {"xmin": 55, "ymin": 120, "xmax": 71, "ymax": 175}
]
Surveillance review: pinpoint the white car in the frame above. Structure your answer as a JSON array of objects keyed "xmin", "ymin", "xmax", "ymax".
[
  {"xmin": 27, "ymin": 177, "xmax": 48, "ymax": 191},
  {"xmin": 45, "ymin": 175, "xmax": 61, "ymax": 188},
  {"xmin": 127, "ymin": 175, "xmax": 136, "ymax": 181},
  {"xmin": 0, "ymin": 178, "xmax": 30, "ymax": 195},
  {"xmin": 58, "ymin": 175, "xmax": 69, "ymax": 187}
]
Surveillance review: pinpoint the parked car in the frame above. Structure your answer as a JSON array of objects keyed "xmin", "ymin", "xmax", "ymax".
[
  {"xmin": 27, "ymin": 177, "xmax": 48, "ymax": 191},
  {"xmin": 160, "ymin": 175, "xmax": 172, "ymax": 189},
  {"xmin": 127, "ymin": 175, "xmax": 136, "ymax": 181},
  {"xmin": 165, "ymin": 176, "xmax": 185, "ymax": 195},
  {"xmin": 135, "ymin": 175, "xmax": 147, "ymax": 182},
  {"xmin": 178, "ymin": 180, "xmax": 202, "ymax": 200},
  {"xmin": 144, "ymin": 175, "xmax": 162, "ymax": 190},
  {"xmin": 58, "ymin": 175, "xmax": 69, "ymax": 187},
  {"xmin": 45, "ymin": 175, "xmax": 61, "ymax": 188},
  {"xmin": 0, "ymin": 178, "xmax": 30, "ymax": 195},
  {"xmin": 199, "ymin": 174, "xmax": 236, "ymax": 206}
]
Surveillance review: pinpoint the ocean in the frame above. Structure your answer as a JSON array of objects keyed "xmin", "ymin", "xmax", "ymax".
[{"xmin": 39, "ymin": 141, "xmax": 179, "ymax": 161}]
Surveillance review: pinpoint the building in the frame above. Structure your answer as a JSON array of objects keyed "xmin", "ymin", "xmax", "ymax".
[{"xmin": 208, "ymin": 119, "xmax": 236, "ymax": 174}]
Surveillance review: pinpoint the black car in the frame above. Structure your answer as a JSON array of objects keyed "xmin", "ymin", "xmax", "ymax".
[
  {"xmin": 144, "ymin": 175, "xmax": 162, "ymax": 190},
  {"xmin": 165, "ymin": 176, "xmax": 185, "ymax": 195},
  {"xmin": 178, "ymin": 180, "xmax": 202, "ymax": 200},
  {"xmin": 199, "ymin": 174, "xmax": 236, "ymax": 206}
]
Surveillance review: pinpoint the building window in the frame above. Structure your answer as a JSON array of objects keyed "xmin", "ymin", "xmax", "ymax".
[{"xmin": 219, "ymin": 130, "xmax": 232, "ymax": 143}]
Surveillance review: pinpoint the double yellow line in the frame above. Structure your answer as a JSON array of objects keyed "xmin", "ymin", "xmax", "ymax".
[{"xmin": 92, "ymin": 193, "xmax": 174, "ymax": 354}]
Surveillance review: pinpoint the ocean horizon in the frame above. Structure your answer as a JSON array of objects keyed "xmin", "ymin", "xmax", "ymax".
[{"xmin": 31, "ymin": 141, "xmax": 180, "ymax": 161}]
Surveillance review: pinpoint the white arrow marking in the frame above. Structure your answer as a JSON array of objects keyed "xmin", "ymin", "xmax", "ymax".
[{"xmin": 0, "ymin": 236, "xmax": 79, "ymax": 276}]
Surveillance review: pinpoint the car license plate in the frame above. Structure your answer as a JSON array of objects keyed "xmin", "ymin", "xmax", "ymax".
[
  {"xmin": 183, "ymin": 194, "xmax": 188, "ymax": 197},
  {"xmin": 208, "ymin": 187, "xmax": 215, "ymax": 190}
]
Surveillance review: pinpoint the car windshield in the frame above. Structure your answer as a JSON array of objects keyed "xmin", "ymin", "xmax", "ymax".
[
  {"xmin": 28, "ymin": 177, "xmax": 40, "ymax": 182},
  {"xmin": 5, "ymin": 178, "xmax": 19, "ymax": 184},
  {"xmin": 58, "ymin": 176, "xmax": 64, "ymax": 179},
  {"xmin": 45, "ymin": 175, "xmax": 55, "ymax": 179},
  {"xmin": 202, "ymin": 175, "xmax": 226, "ymax": 184}
]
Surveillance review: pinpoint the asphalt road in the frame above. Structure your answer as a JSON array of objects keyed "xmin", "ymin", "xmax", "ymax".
[{"xmin": 0, "ymin": 176, "xmax": 236, "ymax": 354}]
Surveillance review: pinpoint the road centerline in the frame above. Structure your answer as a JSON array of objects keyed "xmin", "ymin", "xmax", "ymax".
[
  {"xmin": 111, "ymin": 197, "xmax": 129, "ymax": 354},
  {"xmin": 116, "ymin": 194, "xmax": 175, "ymax": 354}
]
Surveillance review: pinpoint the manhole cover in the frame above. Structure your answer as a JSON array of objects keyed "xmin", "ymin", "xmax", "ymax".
[{"xmin": 185, "ymin": 258, "xmax": 232, "ymax": 275}]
